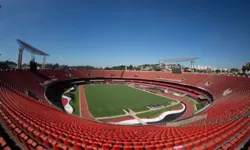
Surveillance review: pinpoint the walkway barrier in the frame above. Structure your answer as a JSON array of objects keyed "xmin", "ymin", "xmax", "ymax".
[{"xmin": 166, "ymin": 114, "xmax": 207, "ymax": 126}]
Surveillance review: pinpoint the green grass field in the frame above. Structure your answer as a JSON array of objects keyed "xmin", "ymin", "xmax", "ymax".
[
  {"xmin": 196, "ymin": 103, "xmax": 203, "ymax": 111},
  {"xmin": 64, "ymin": 87, "xmax": 80, "ymax": 116},
  {"xmin": 136, "ymin": 103, "xmax": 182, "ymax": 118},
  {"xmin": 84, "ymin": 84, "xmax": 172, "ymax": 117}
]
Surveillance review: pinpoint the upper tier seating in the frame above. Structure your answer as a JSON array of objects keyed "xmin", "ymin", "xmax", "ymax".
[
  {"xmin": 122, "ymin": 71, "xmax": 208, "ymax": 86},
  {"xmin": 0, "ymin": 71, "xmax": 46, "ymax": 98},
  {"xmin": 38, "ymin": 70, "xmax": 71, "ymax": 80},
  {"xmin": 70, "ymin": 70, "xmax": 123, "ymax": 78},
  {"xmin": 196, "ymin": 75, "xmax": 250, "ymax": 99}
]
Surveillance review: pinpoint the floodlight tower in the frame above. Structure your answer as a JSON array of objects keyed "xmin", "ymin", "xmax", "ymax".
[
  {"xmin": 42, "ymin": 56, "xmax": 46, "ymax": 69},
  {"xmin": 17, "ymin": 39, "xmax": 49, "ymax": 70},
  {"xmin": 17, "ymin": 47, "xmax": 24, "ymax": 69},
  {"xmin": 191, "ymin": 60, "xmax": 195, "ymax": 72},
  {"xmin": 31, "ymin": 53, "xmax": 35, "ymax": 62}
]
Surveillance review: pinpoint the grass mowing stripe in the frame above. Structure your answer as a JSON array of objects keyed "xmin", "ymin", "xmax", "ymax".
[
  {"xmin": 84, "ymin": 84, "xmax": 172, "ymax": 117},
  {"xmin": 136, "ymin": 103, "xmax": 182, "ymax": 118}
]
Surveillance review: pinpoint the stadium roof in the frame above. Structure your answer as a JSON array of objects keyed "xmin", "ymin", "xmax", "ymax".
[
  {"xmin": 17, "ymin": 39, "xmax": 49, "ymax": 56},
  {"xmin": 160, "ymin": 57, "xmax": 199, "ymax": 62}
]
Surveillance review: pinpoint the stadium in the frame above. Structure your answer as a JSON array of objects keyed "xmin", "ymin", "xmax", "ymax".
[
  {"xmin": 1, "ymin": 1, "xmax": 250, "ymax": 150},
  {"xmin": 0, "ymin": 40, "xmax": 249, "ymax": 150}
]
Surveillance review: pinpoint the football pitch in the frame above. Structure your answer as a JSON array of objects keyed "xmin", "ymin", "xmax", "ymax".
[{"xmin": 84, "ymin": 84, "xmax": 173, "ymax": 117}]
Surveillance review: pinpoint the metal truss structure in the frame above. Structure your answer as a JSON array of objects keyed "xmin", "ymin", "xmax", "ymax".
[
  {"xmin": 159, "ymin": 57, "xmax": 199, "ymax": 72},
  {"xmin": 17, "ymin": 39, "xmax": 49, "ymax": 69}
]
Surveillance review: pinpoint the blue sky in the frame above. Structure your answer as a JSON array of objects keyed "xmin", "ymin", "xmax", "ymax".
[{"xmin": 0, "ymin": 0, "xmax": 250, "ymax": 68}]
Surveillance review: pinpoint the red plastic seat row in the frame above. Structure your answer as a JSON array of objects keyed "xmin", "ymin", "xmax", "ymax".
[{"xmin": 0, "ymin": 110, "xmax": 47, "ymax": 150}]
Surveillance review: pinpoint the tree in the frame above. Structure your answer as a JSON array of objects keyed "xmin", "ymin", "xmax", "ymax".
[
  {"xmin": 230, "ymin": 68, "xmax": 239, "ymax": 73},
  {"xmin": 242, "ymin": 66, "xmax": 247, "ymax": 72},
  {"xmin": 111, "ymin": 65, "xmax": 125, "ymax": 70},
  {"xmin": 215, "ymin": 69, "xmax": 221, "ymax": 74},
  {"xmin": 154, "ymin": 68, "xmax": 161, "ymax": 71},
  {"xmin": 127, "ymin": 65, "xmax": 133, "ymax": 70},
  {"xmin": 134, "ymin": 67, "xmax": 141, "ymax": 71}
]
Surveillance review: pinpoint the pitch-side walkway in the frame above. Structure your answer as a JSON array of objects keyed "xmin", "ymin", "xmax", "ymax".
[
  {"xmin": 128, "ymin": 109, "xmax": 147, "ymax": 125},
  {"xmin": 79, "ymin": 85, "xmax": 95, "ymax": 120},
  {"xmin": 161, "ymin": 92, "xmax": 194, "ymax": 120}
]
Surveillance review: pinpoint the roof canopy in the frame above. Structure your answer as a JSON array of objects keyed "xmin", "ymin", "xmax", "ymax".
[
  {"xmin": 17, "ymin": 39, "xmax": 49, "ymax": 56},
  {"xmin": 160, "ymin": 57, "xmax": 199, "ymax": 63}
]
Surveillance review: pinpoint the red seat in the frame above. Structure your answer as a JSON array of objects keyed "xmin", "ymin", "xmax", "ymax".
[
  {"xmin": 112, "ymin": 145, "xmax": 122, "ymax": 150},
  {"xmin": 193, "ymin": 140, "xmax": 202, "ymax": 147},
  {"xmin": 92, "ymin": 142, "xmax": 100, "ymax": 149},
  {"xmin": 102, "ymin": 144, "xmax": 111, "ymax": 150},
  {"xmin": 134, "ymin": 146, "xmax": 144, "ymax": 150},
  {"xmin": 205, "ymin": 141, "xmax": 216, "ymax": 150},
  {"xmin": 124, "ymin": 145, "xmax": 133, "ymax": 150},
  {"xmin": 73, "ymin": 142, "xmax": 83, "ymax": 150},
  {"xmin": 184, "ymin": 143, "xmax": 194, "ymax": 149},
  {"xmin": 52, "ymin": 143, "xmax": 62, "ymax": 150},
  {"xmin": 0, "ymin": 139, "xmax": 7, "ymax": 148},
  {"xmin": 155, "ymin": 144, "xmax": 165, "ymax": 149},
  {"xmin": 174, "ymin": 140, "xmax": 182, "ymax": 146},
  {"xmin": 64, "ymin": 139, "xmax": 72, "ymax": 147},
  {"xmin": 222, "ymin": 143, "xmax": 232, "ymax": 150},
  {"xmin": 165, "ymin": 142, "xmax": 174, "ymax": 148},
  {"xmin": 36, "ymin": 145, "xmax": 47, "ymax": 150},
  {"xmin": 124, "ymin": 142, "xmax": 132, "ymax": 146},
  {"xmin": 85, "ymin": 145, "xmax": 93, "ymax": 150},
  {"xmin": 194, "ymin": 145, "xmax": 206, "ymax": 150},
  {"xmin": 3, "ymin": 147, "xmax": 12, "ymax": 150},
  {"xmin": 145, "ymin": 145, "xmax": 155, "ymax": 150},
  {"xmin": 134, "ymin": 142, "xmax": 142, "ymax": 146}
]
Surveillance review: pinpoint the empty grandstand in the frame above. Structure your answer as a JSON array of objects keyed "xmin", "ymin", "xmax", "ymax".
[{"xmin": 0, "ymin": 68, "xmax": 249, "ymax": 150}]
